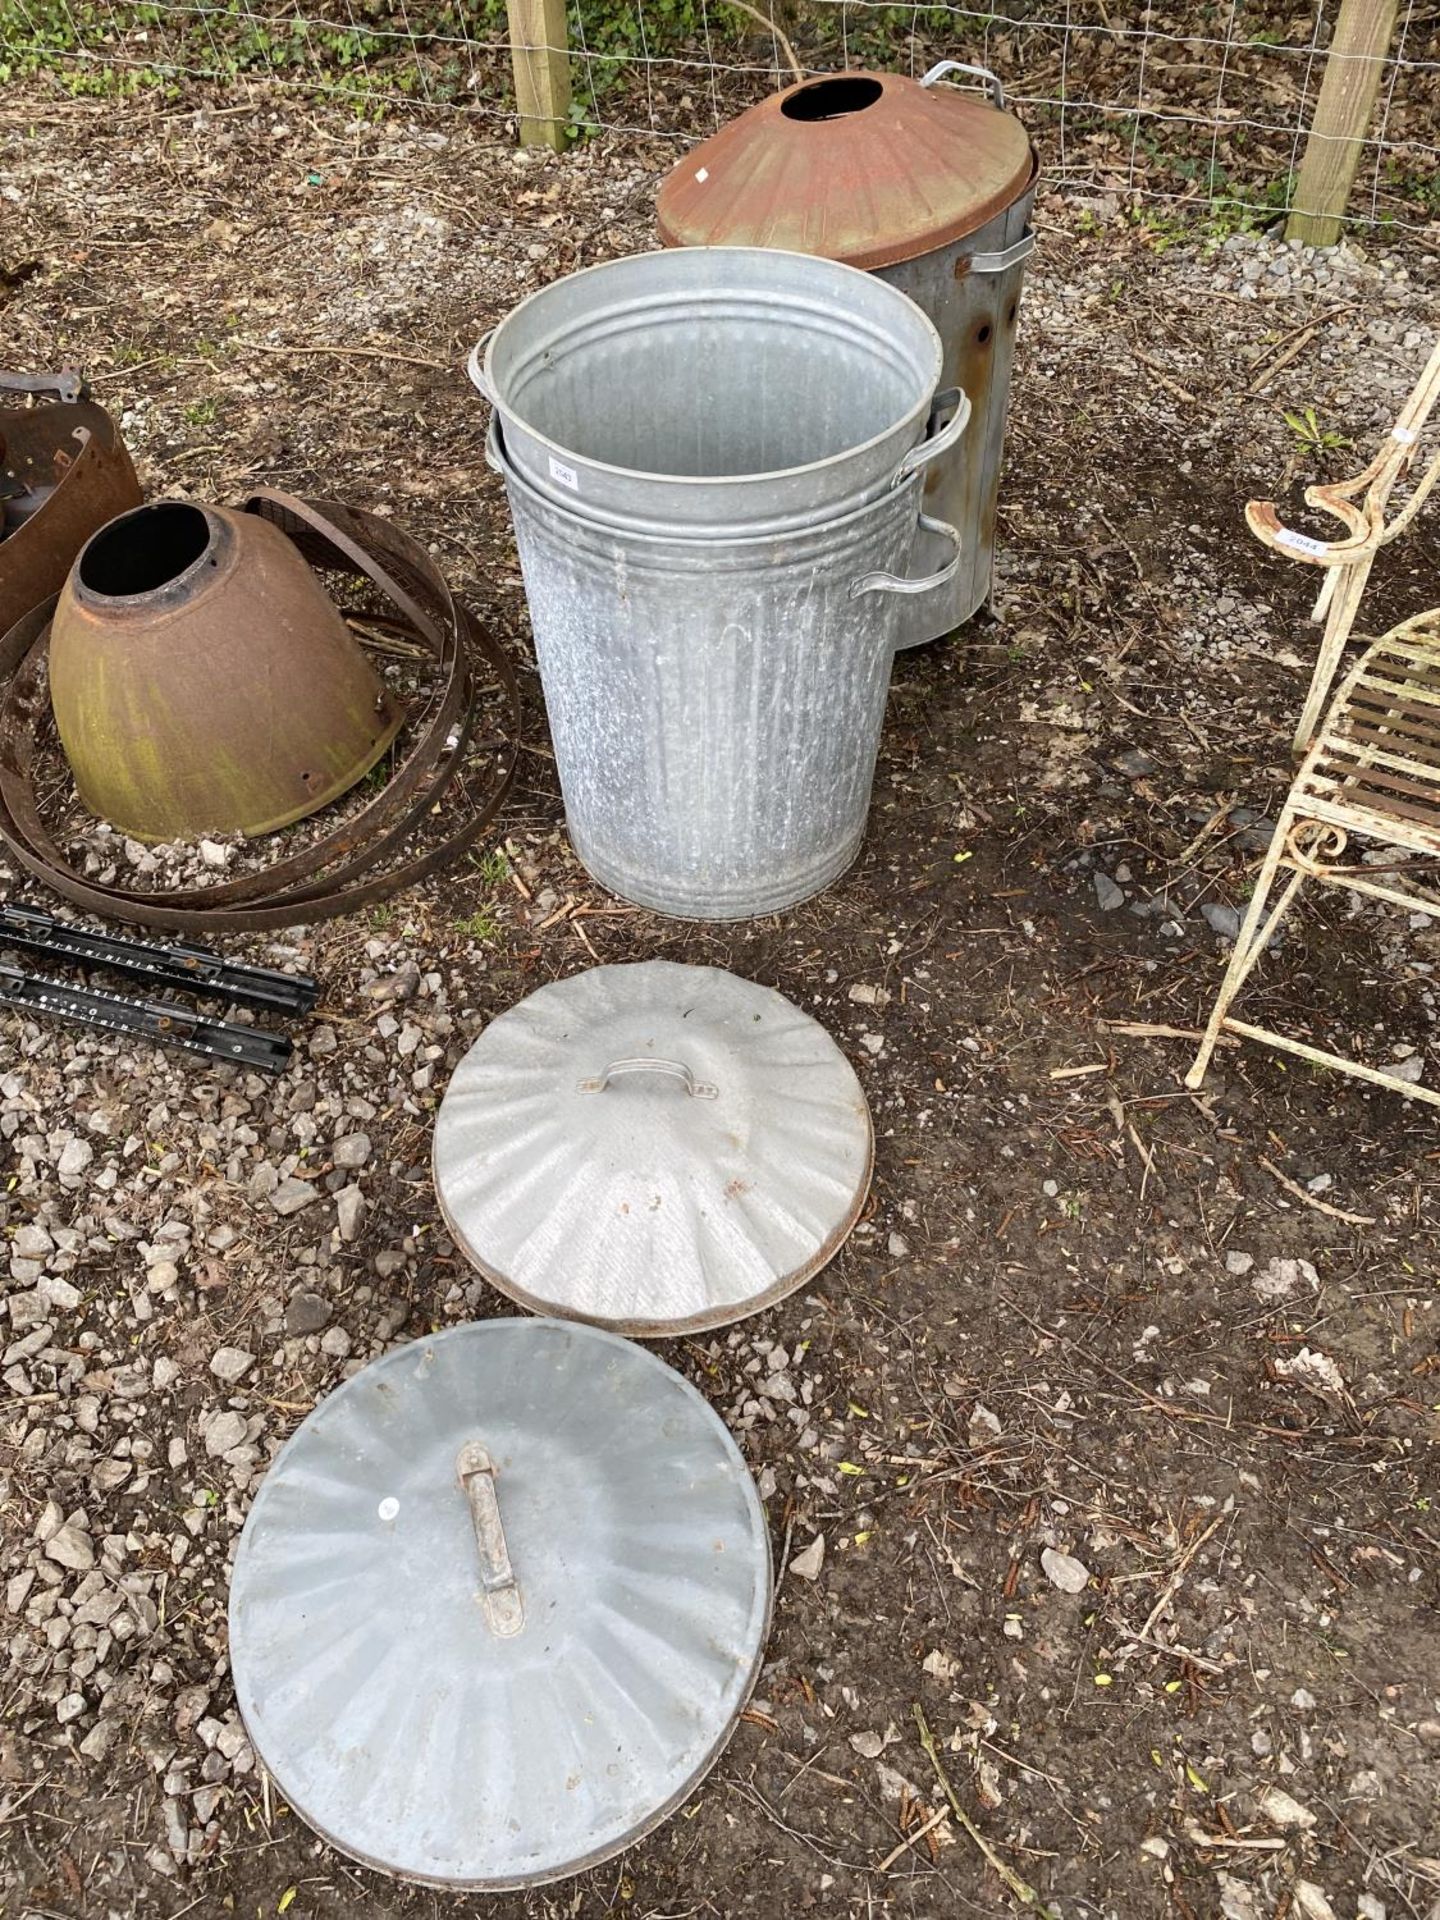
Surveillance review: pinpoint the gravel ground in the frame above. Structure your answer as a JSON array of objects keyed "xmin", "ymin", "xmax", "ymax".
[{"xmin": 1, "ymin": 93, "xmax": 1439, "ymax": 1920}]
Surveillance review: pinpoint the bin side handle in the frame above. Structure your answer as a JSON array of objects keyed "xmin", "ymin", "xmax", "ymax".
[
  {"xmin": 920, "ymin": 60, "xmax": 1005, "ymax": 111},
  {"xmin": 466, "ymin": 328, "xmax": 500, "ymax": 406},
  {"xmin": 891, "ymin": 388, "xmax": 970, "ymax": 490},
  {"xmin": 850, "ymin": 515, "xmax": 961, "ymax": 599},
  {"xmin": 969, "ymin": 232, "xmax": 1038, "ymax": 274}
]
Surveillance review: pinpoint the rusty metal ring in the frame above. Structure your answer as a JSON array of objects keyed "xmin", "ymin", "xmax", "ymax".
[
  {"xmin": 0, "ymin": 494, "xmax": 521, "ymax": 932},
  {"xmin": 0, "ymin": 493, "xmax": 479, "ymax": 909}
]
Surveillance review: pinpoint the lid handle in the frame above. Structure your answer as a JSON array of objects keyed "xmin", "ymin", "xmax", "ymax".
[
  {"xmin": 457, "ymin": 1442, "xmax": 525, "ymax": 1638},
  {"xmin": 576, "ymin": 1056, "xmax": 719, "ymax": 1099},
  {"xmin": 920, "ymin": 60, "xmax": 1006, "ymax": 111}
]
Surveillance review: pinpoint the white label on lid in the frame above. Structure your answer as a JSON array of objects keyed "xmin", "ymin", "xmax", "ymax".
[
  {"xmin": 548, "ymin": 455, "xmax": 579, "ymax": 491},
  {"xmin": 1276, "ymin": 528, "xmax": 1330, "ymax": 559},
  {"xmin": 695, "ymin": 166, "xmax": 709, "ymax": 183}
]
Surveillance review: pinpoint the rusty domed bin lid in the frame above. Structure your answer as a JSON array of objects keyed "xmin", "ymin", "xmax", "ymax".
[{"xmin": 657, "ymin": 64, "xmax": 1036, "ymax": 271}]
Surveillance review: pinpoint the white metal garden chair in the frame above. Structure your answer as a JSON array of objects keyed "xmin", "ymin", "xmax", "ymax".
[
  {"xmin": 1187, "ymin": 607, "xmax": 1440, "ymax": 1104},
  {"xmin": 1246, "ymin": 333, "xmax": 1440, "ymax": 758}
]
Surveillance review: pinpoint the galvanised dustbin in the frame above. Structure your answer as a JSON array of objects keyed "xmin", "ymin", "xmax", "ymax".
[
  {"xmin": 658, "ymin": 63, "xmax": 1038, "ymax": 648},
  {"xmin": 468, "ymin": 247, "xmax": 962, "ymax": 921}
]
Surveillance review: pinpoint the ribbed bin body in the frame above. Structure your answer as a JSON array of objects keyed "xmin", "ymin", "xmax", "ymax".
[
  {"xmin": 498, "ymin": 449, "xmax": 926, "ymax": 919},
  {"xmin": 473, "ymin": 246, "xmax": 956, "ymax": 921}
]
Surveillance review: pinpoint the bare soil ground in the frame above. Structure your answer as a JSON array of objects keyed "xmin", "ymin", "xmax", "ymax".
[{"xmin": 1, "ymin": 90, "xmax": 1438, "ymax": 1920}]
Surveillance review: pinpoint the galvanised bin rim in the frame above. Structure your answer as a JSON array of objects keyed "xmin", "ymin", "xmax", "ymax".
[
  {"xmin": 485, "ymin": 405, "xmax": 971, "ymax": 556},
  {"xmin": 466, "ymin": 246, "xmax": 948, "ymax": 529}
]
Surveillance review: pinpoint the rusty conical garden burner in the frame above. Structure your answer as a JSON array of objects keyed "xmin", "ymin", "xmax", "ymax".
[{"xmin": 49, "ymin": 500, "xmax": 406, "ymax": 842}]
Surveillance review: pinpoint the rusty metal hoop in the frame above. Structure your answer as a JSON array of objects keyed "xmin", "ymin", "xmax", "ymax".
[{"xmin": 0, "ymin": 493, "xmax": 521, "ymax": 933}]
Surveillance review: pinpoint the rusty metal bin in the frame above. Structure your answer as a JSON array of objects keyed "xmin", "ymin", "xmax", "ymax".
[{"xmin": 658, "ymin": 62, "xmax": 1037, "ymax": 648}]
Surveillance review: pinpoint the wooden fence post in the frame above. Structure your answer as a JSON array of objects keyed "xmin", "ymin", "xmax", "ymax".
[
  {"xmin": 506, "ymin": 0, "xmax": 571, "ymax": 152},
  {"xmin": 1286, "ymin": 0, "xmax": 1400, "ymax": 247}
]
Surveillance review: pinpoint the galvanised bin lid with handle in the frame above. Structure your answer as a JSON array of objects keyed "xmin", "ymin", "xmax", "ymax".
[
  {"xmin": 656, "ymin": 64, "xmax": 1036, "ymax": 270},
  {"xmin": 433, "ymin": 960, "xmax": 872, "ymax": 1334},
  {"xmin": 228, "ymin": 1318, "xmax": 772, "ymax": 1890}
]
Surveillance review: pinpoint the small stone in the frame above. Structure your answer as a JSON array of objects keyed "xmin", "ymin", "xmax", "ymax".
[
  {"xmin": 335, "ymin": 1186, "xmax": 365, "ymax": 1243},
  {"xmin": 1216, "ymin": 1874, "xmax": 1261, "ymax": 1920},
  {"xmin": 1040, "ymin": 1547, "xmax": 1089, "ymax": 1594},
  {"xmin": 1224, "ymin": 1251, "xmax": 1254, "ymax": 1275},
  {"xmin": 57, "ymin": 1138, "xmax": 94, "ymax": 1178},
  {"xmin": 269, "ymin": 1178, "xmax": 317, "ymax": 1217},
  {"xmin": 859, "ymin": 1032, "xmax": 884, "ymax": 1056},
  {"xmin": 1257, "ymin": 1783, "xmax": 1316, "ymax": 1829},
  {"xmin": 56, "ymin": 1692, "xmax": 86, "ymax": 1725},
  {"xmin": 847, "ymin": 984, "xmax": 891, "ymax": 1007},
  {"xmin": 145, "ymin": 1260, "xmax": 181, "ymax": 1295},
  {"xmin": 1201, "ymin": 902, "xmax": 1241, "ymax": 940},
  {"xmin": 38, "ymin": 1274, "xmax": 82, "ymax": 1312},
  {"xmin": 922, "ymin": 1649, "xmax": 958, "ymax": 1681},
  {"xmin": 790, "ymin": 1534, "xmax": 825, "ymax": 1582},
  {"xmin": 1114, "ymin": 749, "xmax": 1157, "ymax": 779},
  {"xmin": 1358, "ymin": 1894, "xmax": 1388, "ymax": 1920},
  {"xmin": 209, "ymin": 1347, "xmax": 254, "ymax": 1385},
  {"xmin": 198, "ymin": 839, "xmax": 230, "ymax": 869},
  {"xmin": 332, "ymin": 1132, "xmax": 372, "ymax": 1169},
  {"xmin": 246, "ymin": 1163, "xmax": 279, "ymax": 1203},
  {"xmin": 193, "ymin": 1785, "xmax": 223, "ymax": 1823},
  {"xmin": 1291, "ymin": 1687, "xmax": 1317, "ymax": 1710},
  {"xmin": 1390, "ymin": 1052, "xmax": 1425, "ymax": 1085},
  {"xmin": 320, "ymin": 1326, "xmax": 352, "ymax": 1359},
  {"xmin": 1274, "ymin": 1347, "xmax": 1345, "ymax": 1399},
  {"xmin": 968, "ymin": 1404, "xmax": 1002, "ymax": 1446},
  {"xmin": 887, "ymin": 1232, "xmax": 910, "ymax": 1258},
  {"xmin": 202, "ymin": 1410, "xmax": 247, "ymax": 1457},
  {"xmin": 45, "ymin": 1521, "xmax": 95, "ymax": 1573},
  {"xmin": 1093, "ymin": 873, "xmax": 1124, "ymax": 912},
  {"xmin": 307, "ymin": 1025, "xmax": 338, "ymax": 1057},
  {"xmin": 1253, "ymin": 1257, "xmax": 1319, "ymax": 1302},
  {"xmin": 162, "ymin": 1797, "xmax": 188, "ymax": 1860},
  {"xmin": 849, "ymin": 1729, "xmax": 889, "ymax": 1759},
  {"xmin": 374, "ymin": 1250, "xmax": 406, "ymax": 1279},
  {"xmin": 1290, "ymin": 1882, "xmax": 1338, "ymax": 1920},
  {"xmin": 79, "ymin": 1718, "xmax": 116, "ymax": 1761},
  {"xmin": 285, "ymin": 1288, "xmax": 331, "ymax": 1336}
]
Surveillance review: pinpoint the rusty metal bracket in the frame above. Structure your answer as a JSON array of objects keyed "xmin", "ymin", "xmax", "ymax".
[
  {"xmin": 0, "ymin": 379, "xmax": 142, "ymax": 629},
  {"xmin": 0, "ymin": 493, "xmax": 521, "ymax": 933}
]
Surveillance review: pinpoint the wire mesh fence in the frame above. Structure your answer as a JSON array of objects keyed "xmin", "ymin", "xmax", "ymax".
[{"xmin": 1, "ymin": 0, "xmax": 1437, "ymax": 231}]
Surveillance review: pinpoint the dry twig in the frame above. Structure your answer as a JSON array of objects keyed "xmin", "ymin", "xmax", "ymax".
[
  {"xmin": 913, "ymin": 1705, "xmax": 1060, "ymax": 1918},
  {"xmin": 1258, "ymin": 1155, "xmax": 1376, "ymax": 1227}
]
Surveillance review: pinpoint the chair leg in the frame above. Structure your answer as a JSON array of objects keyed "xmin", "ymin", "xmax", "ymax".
[
  {"xmin": 1292, "ymin": 559, "xmax": 1372, "ymax": 759},
  {"xmin": 1186, "ymin": 819, "xmax": 1300, "ymax": 1090}
]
